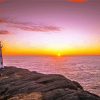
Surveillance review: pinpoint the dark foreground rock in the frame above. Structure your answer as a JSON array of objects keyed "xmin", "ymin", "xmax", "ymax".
[{"xmin": 0, "ymin": 67, "xmax": 100, "ymax": 100}]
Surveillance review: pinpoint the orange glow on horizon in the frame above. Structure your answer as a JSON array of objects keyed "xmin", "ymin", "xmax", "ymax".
[
  {"xmin": 2, "ymin": 32, "xmax": 99, "ymax": 56},
  {"xmin": 2, "ymin": 45, "xmax": 100, "ymax": 56}
]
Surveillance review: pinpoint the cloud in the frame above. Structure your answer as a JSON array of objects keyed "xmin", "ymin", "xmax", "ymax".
[
  {"xmin": 0, "ymin": 18, "xmax": 61, "ymax": 32},
  {"xmin": 67, "ymin": 0, "xmax": 88, "ymax": 3},
  {"xmin": 0, "ymin": 30, "xmax": 10, "ymax": 35},
  {"xmin": 11, "ymin": 23, "xmax": 60, "ymax": 32}
]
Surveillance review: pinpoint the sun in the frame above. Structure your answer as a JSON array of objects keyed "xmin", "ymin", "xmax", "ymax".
[{"xmin": 57, "ymin": 53, "xmax": 61, "ymax": 57}]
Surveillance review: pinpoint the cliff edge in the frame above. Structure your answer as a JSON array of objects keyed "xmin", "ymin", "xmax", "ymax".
[{"xmin": 0, "ymin": 67, "xmax": 100, "ymax": 100}]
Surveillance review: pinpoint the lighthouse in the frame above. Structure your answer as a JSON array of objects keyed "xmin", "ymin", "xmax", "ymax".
[{"xmin": 0, "ymin": 41, "xmax": 4, "ymax": 69}]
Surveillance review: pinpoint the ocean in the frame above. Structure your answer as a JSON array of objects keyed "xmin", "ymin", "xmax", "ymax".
[{"xmin": 3, "ymin": 56, "xmax": 100, "ymax": 96}]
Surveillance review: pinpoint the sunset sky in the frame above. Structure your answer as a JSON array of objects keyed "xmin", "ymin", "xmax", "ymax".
[{"xmin": 0, "ymin": 0, "xmax": 100, "ymax": 56}]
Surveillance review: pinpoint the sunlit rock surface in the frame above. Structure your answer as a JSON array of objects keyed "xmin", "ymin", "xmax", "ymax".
[{"xmin": 0, "ymin": 67, "xmax": 100, "ymax": 100}]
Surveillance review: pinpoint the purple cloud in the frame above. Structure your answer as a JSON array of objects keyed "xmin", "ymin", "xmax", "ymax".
[
  {"xmin": 0, "ymin": 18, "xmax": 61, "ymax": 32},
  {"xmin": 11, "ymin": 23, "xmax": 60, "ymax": 32}
]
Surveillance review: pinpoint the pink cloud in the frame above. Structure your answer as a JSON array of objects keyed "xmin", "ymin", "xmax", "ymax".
[
  {"xmin": 11, "ymin": 23, "xmax": 60, "ymax": 32},
  {"xmin": 0, "ymin": 30, "xmax": 11, "ymax": 35},
  {"xmin": 0, "ymin": 18, "xmax": 61, "ymax": 32}
]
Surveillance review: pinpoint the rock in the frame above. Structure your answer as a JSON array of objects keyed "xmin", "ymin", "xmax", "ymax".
[
  {"xmin": 0, "ymin": 66, "xmax": 100, "ymax": 100},
  {"xmin": 8, "ymin": 92, "xmax": 42, "ymax": 100}
]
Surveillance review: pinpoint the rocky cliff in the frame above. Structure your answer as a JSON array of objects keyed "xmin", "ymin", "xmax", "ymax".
[{"xmin": 0, "ymin": 67, "xmax": 100, "ymax": 100}]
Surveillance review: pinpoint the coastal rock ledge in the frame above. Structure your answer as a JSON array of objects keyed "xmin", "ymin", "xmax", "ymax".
[{"xmin": 0, "ymin": 67, "xmax": 100, "ymax": 100}]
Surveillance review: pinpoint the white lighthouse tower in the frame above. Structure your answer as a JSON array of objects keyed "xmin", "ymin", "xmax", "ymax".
[{"xmin": 0, "ymin": 41, "xmax": 4, "ymax": 69}]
